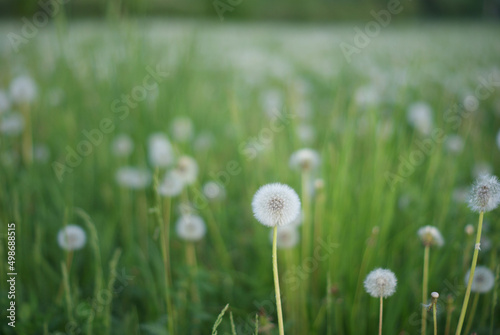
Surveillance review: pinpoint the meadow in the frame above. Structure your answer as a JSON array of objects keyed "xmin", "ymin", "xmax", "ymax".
[{"xmin": 0, "ymin": 18, "xmax": 500, "ymax": 335}]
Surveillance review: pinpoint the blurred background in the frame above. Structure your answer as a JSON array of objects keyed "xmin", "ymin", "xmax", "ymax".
[{"xmin": 1, "ymin": 0, "xmax": 499, "ymax": 20}]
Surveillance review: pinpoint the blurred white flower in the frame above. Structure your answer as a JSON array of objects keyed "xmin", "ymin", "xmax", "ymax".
[
  {"xmin": 417, "ymin": 225, "xmax": 444, "ymax": 247},
  {"xmin": 9, "ymin": 75, "xmax": 37, "ymax": 103},
  {"xmin": 407, "ymin": 102, "xmax": 433, "ymax": 135},
  {"xmin": 176, "ymin": 214, "xmax": 206, "ymax": 241},
  {"xmin": 463, "ymin": 95, "xmax": 479, "ymax": 112},
  {"xmin": 269, "ymin": 225, "xmax": 300, "ymax": 249},
  {"xmin": 58, "ymin": 224, "xmax": 86, "ymax": 251},
  {"xmin": 203, "ymin": 181, "xmax": 226, "ymax": 201},
  {"xmin": 112, "ymin": 134, "xmax": 134, "ymax": 158},
  {"xmin": 33, "ymin": 144, "xmax": 50, "ymax": 163},
  {"xmin": 296, "ymin": 124, "xmax": 316, "ymax": 144},
  {"xmin": 260, "ymin": 89, "xmax": 283, "ymax": 118},
  {"xmin": 171, "ymin": 116, "xmax": 194, "ymax": 143},
  {"xmin": 175, "ymin": 156, "xmax": 198, "ymax": 185},
  {"xmin": 465, "ymin": 266, "xmax": 495, "ymax": 293},
  {"xmin": 148, "ymin": 133, "xmax": 174, "ymax": 167},
  {"xmin": 355, "ymin": 85, "xmax": 379, "ymax": 106},
  {"xmin": 116, "ymin": 167, "xmax": 151, "ymax": 189},
  {"xmin": 0, "ymin": 90, "xmax": 11, "ymax": 113},
  {"xmin": 194, "ymin": 131, "xmax": 215, "ymax": 152},
  {"xmin": 289, "ymin": 148, "xmax": 320, "ymax": 172},
  {"xmin": 444, "ymin": 135, "xmax": 464, "ymax": 154},
  {"xmin": 159, "ymin": 170, "xmax": 184, "ymax": 197},
  {"xmin": 0, "ymin": 113, "xmax": 24, "ymax": 136}
]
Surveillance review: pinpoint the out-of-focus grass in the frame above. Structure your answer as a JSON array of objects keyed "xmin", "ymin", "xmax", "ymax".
[{"xmin": 0, "ymin": 19, "xmax": 499, "ymax": 335}]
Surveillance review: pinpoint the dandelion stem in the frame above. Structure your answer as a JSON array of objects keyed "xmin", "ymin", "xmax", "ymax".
[
  {"xmin": 422, "ymin": 245, "xmax": 430, "ymax": 335},
  {"xmin": 379, "ymin": 296, "xmax": 383, "ymax": 335},
  {"xmin": 433, "ymin": 301, "xmax": 437, "ymax": 335},
  {"xmin": 455, "ymin": 211, "xmax": 484, "ymax": 335},
  {"xmin": 464, "ymin": 293, "xmax": 479, "ymax": 335},
  {"xmin": 153, "ymin": 172, "xmax": 175, "ymax": 335},
  {"xmin": 273, "ymin": 226, "xmax": 285, "ymax": 335}
]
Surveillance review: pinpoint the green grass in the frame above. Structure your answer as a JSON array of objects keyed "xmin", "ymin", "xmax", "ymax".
[{"xmin": 0, "ymin": 18, "xmax": 500, "ymax": 335}]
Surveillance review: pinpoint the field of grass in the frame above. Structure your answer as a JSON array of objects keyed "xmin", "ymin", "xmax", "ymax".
[{"xmin": 0, "ymin": 18, "xmax": 500, "ymax": 335}]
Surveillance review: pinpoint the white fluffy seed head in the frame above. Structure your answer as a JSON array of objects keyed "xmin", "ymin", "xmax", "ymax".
[
  {"xmin": 0, "ymin": 113, "xmax": 24, "ymax": 136},
  {"xmin": 58, "ymin": 224, "xmax": 86, "ymax": 251},
  {"xmin": 468, "ymin": 174, "xmax": 500, "ymax": 213},
  {"xmin": 431, "ymin": 292, "xmax": 439, "ymax": 299},
  {"xmin": 364, "ymin": 268, "xmax": 397, "ymax": 298},
  {"xmin": 175, "ymin": 156, "xmax": 198, "ymax": 185},
  {"xmin": 148, "ymin": 133, "xmax": 174, "ymax": 167},
  {"xmin": 289, "ymin": 148, "xmax": 320, "ymax": 171},
  {"xmin": 465, "ymin": 266, "xmax": 495, "ymax": 293},
  {"xmin": 464, "ymin": 224, "xmax": 475, "ymax": 236},
  {"xmin": 203, "ymin": 181, "xmax": 226, "ymax": 200},
  {"xmin": 269, "ymin": 225, "xmax": 300, "ymax": 249},
  {"xmin": 176, "ymin": 215, "xmax": 206, "ymax": 241},
  {"xmin": 116, "ymin": 167, "xmax": 151, "ymax": 189},
  {"xmin": 252, "ymin": 183, "xmax": 301, "ymax": 227},
  {"xmin": 112, "ymin": 134, "xmax": 134, "ymax": 157},
  {"xmin": 158, "ymin": 170, "xmax": 184, "ymax": 197},
  {"xmin": 10, "ymin": 75, "xmax": 37, "ymax": 103},
  {"xmin": 171, "ymin": 116, "xmax": 194, "ymax": 142},
  {"xmin": 417, "ymin": 225, "xmax": 444, "ymax": 247},
  {"xmin": 407, "ymin": 102, "xmax": 433, "ymax": 135}
]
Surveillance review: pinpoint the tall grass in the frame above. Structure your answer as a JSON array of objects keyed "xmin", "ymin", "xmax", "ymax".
[{"xmin": 0, "ymin": 19, "xmax": 499, "ymax": 334}]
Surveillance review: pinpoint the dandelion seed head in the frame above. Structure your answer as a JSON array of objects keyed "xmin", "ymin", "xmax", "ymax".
[
  {"xmin": 171, "ymin": 116, "xmax": 194, "ymax": 143},
  {"xmin": 0, "ymin": 113, "xmax": 24, "ymax": 136},
  {"xmin": 407, "ymin": 102, "xmax": 433, "ymax": 135},
  {"xmin": 468, "ymin": 174, "xmax": 500, "ymax": 212},
  {"xmin": 364, "ymin": 268, "xmax": 397, "ymax": 298},
  {"xmin": 148, "ymin": 133, "xmax": 174, "ymax": 167},
  {"xmin": 0, "ymin": 90, "xmax": 11, "ymax": 113},
  {"xmin": 58, "ymin": 224, "xmax": 86, "ymax": 251},
  {"xmin": 176, "ymin": 215, "xmax": 206, "ymax": 241},
  {"xmin": 252, "ymin": 183, "xmax": 301, "ymax": 227},
  {"xmin": 175, "ymin": 156, "xmax": 198, "ymax": 185},
  {"xmin": 417, "ymin": 225, "xmax": 444, "ymax": 247},
  {"xmin": 10, "ymin": 75, "xmax": 37, "ymax": 103},
  {"xmin": 116, "ymin": 167, "xmax": 151, "ymax": 189},
  {"xmin": 112, "ymin": 134, "xmax": 134, "ymax": 157},
  {"xmin": 431, "ymin": 292, "xmax": 439, "ymax": 299},
  {"xmin": 465, "ymin": 266, "xmax": 495, "ymax": 293},
  {"xmin": 464, "ymin": 224, "xmax": 475, "ymax": 236},
  {"xmin": 203, "ymin": 181, "xmax": 226, "ymax": 200},
  {"xmin": 158, "ymin": 170, "xmax": 184, "ymax": 197},
  {"xmin": 289, "ymin": 148, "xmax": 320, "ymax": 171}
]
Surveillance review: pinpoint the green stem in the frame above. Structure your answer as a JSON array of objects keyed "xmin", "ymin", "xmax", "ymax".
[
  {"xmin": 379, "ymin": 296, "xmax": 383, "ymax": 335},
  {"xmin": 464, "ymin": 293, "xmax": 479, "ymax": 335},
  {"xmin": 433, "ymin": 301, "xmax": 438, "ymax": 335},
  {"xmin": 422, "ymin": 245, "xmax": 430, "ymax": 335},
  {"xmin": 273, "ymin": 226, "xmax": 285, "ymax": 335},
  {"xmin": 455, "ymin": 211, "xmax": 484, "ymax": 335},
  {"xmin": 153, "ymin": 173, "xmax": 175, "ymax": 335}
]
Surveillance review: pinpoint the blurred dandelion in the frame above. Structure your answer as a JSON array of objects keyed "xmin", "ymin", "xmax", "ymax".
[
  {"xmin": 112, "ymin": 134, "xmax": 134, "ymax": 158},
  {"xmin": 9, "ymin": 75, "xmax": 37, "ymax": 103},
  {"xmin": 148, "ymin": 133, "xmax": 174, "ymax": 167},
  {"xmin": 57, "ymin": 224, "xmax": 87, "ymax": 251},
  {"xmin": 116, "ymin": 167, "xmax": 151, "ymax": 189}
]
